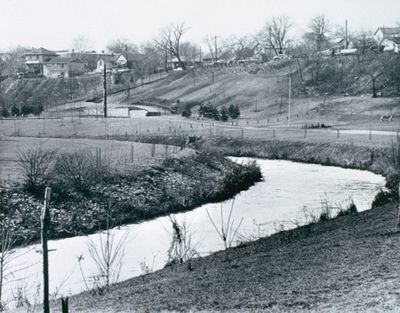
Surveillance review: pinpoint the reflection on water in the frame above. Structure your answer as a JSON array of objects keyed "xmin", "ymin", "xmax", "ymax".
[{"xmin": 3, "ymin": 158, "xmax": 385, "ymax": 308}]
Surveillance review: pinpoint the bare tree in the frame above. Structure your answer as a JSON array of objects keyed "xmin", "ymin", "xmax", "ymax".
[
  {"xmin": 71, "ymin": 35, "xmax": 92, "ymax": 52},
  {"xmin": 260, "ymin": 16, "xmax": 292, "ymax": 56},
  {"xmin": 79, "ymin": 211, "xmax": 130, "ymax": 295},
  {"xmin": 154, "ymin": 23, "xmax": 188, "ymax": 70},
  {"xmin": 0, "ymin": 46, "xmax": 28, "ymax": 75},
  {"xmin": 304, "ymin": 15, "xmax": 331, "ymax": 52},
  {"xmin": 16, "ymin": 147, "xmax": 57, "ymax": 194},
  {"xmin": 106, "ymin": 39, "xmax": 138, "ymax": 55},
  {"xmin": 358, "ymin": 50, "xmax": 389, "ymax": 97}
]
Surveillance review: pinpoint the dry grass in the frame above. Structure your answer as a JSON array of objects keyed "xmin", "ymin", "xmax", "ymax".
[
  {"xmin": 0, "ymin": 136, "xmax": 192, "ymax": 185},
  {"xmin": 45, "ymin": 203, "xmax": 400, "ymax": 313}
]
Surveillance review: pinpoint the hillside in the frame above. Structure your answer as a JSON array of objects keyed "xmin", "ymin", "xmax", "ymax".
[
  {"xmin": 1, "ymin": 59, "xmax": 399, "ymax": 126},
  {"xmin": 119, "ymin": 63, "xmax": 399, "ymax": 126}
]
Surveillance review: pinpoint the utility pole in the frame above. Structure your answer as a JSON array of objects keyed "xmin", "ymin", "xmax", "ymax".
[
  {"xmin": 125, "ymin": 45, "xmax": 130, "ymax": 105},
  {"xmin": 103, "ymin": 64, "xmax": 107, "ymax": 118},
  {"xmin": 214, "ymin": 35, "xmax": 218, "ymax": 64},
  {"xmin": 42, "ymin": 187, "xmax": 51, "ymax": 313},
  {"xmin": 269, "ymin": 26, "xmax": 273, "ymax": 60},
  {"xmin": 345, "ymin": 20, "xmax": 348, "ymax": 49},
  {"xmin": 288, "ymin": 75, "xmax": 292, "ymax": 126}
]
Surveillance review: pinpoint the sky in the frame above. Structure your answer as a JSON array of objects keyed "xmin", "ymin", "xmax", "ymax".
[{"xmin": 1, "ymin": 0, "xmax": 399, "ymax": 52}]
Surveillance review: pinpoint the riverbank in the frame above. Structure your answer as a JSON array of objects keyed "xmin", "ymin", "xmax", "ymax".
[
  {"xmin": 1, "ymin": 150, "xmax": 262, "ymax": 248},
  {"xmin": 200, "ymin": 137, "xmax": 399, "ymax": 205},
  {"xmin": 52, "ymin": 202, "xmax": 400, "ymax": 312},
  {"xmin": 44, "ymin": 136, "xmax": 400, "ymax": 313}
]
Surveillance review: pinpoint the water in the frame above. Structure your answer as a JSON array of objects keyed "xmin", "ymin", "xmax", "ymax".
[{"xmin": 2, "ymin": 158, "xmax": 385, "ymax": 308}]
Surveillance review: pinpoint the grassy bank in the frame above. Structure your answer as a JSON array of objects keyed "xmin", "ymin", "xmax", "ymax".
[
  {"xmin": 1, "ymin": 150, "xmax": 262, "ymax": 248},
  {"xmin": 51, "ymin": 202, "xmax": 400, "ymax": 312},
  {"xmin": 200, "ymin": 137, "xmax": 399, "ymax": 206}
]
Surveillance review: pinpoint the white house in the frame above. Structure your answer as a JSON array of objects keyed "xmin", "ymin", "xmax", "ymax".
[
  {"xmin": 381, "ymin": 38, "xmax": 400, "ymax": 53},
  {"xmin": 96, "ymin": 55, "xmax": 117, "ymax": 72},
  {"xmin": 374, "ymin": 27, "xmax": 400, "ymax": 53},
  {"xmin": 374, "ymin": 27, "xmax": 400, "ymax": 42}
]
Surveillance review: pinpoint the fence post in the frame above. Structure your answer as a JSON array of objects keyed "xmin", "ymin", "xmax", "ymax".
[
  {"xmin": 273, "ymin": 129, "xmax": 276, "ymax": 138},
  {"xmin": 304, "ymin": 127, "xmax": 307, "ymax": 138},
  {"xmin": 42, "ymin": 187, "xmax": 51, "ymax": 313},
  {"xmin": 241, "ymin": 128, "xmax": 244, "ymax": 138},
  {"xmin": 397, "ymin": 183, "xmax": 400, "ymax": 231},
  {"xmin": 130, "ymin": 143, "xmax": 134, "ymax": 163},
  {"xmin": 337, "ymin": 129, "xmax": 340, "ymax": 139},
  {"xmin": 61, "ymin": 296, "xmax": 69, "ymax": 313}
]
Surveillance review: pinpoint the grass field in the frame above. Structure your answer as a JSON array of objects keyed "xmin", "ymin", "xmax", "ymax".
[{"xmin": 0, "ymin": 136, "xmax": 192, "ymax": 186}]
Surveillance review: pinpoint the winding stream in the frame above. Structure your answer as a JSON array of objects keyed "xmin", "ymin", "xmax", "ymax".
[{"xmin": 3, "ymin": 158, "xmax": 385, "ymax": 308}]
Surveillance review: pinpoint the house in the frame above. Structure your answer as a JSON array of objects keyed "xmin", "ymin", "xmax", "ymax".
[
  {"xmin": 42, "ymin": 57, "xmax": 85, "ymax": 78},
  {"xmin": 115, "ymin": 53, "xmax": 146, "ymax": 69},
  {"xmin": 58, "ymin": 50, "xmax": 111, "ymax": 71},
  {"xmin": 374, "ymin": 27, "xmax": 400, "ymax": 42},
  {"xmin": 96, "ymin": 54, "xmax": 117, "ymax": 72},
  {"xmin": 374, "ymin": 27, "xmax": 400, "ymax": 53},
  {"xmin": 380, "ymin": 37, "xmax": 400, "ymax": 53},
  {"xmin": 24, "ymin": 47, "xmax": 58, "ymax": 75}
]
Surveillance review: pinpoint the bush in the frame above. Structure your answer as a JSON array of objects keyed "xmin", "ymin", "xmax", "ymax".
[
  {"xmin": 21, "ymin": 104, "xmax": 34, "ymax": 116},
  {"xmin": 51, "ymin": 150, "xmax": 109, "ymax": 195},
  {"xmin": 181, "ymin": 106, "xmax": 192, "ymax": 118},
  {"xmin": 371, "ymin": 190, "xmax": 396, "ymax": 209},
  {"xmin": 16, "ymin": 147, "xmax": 57, "ymax": 195},
  {"xmin": 216, "ymin": 160, "xmax": 262, "ymax": 200},
  {"xmin": 11, "ymin": 105, "xmax": 20, "ymax": 116},
  {"xmin": 228, "ymin": 104, "xmax": 240, "ymax": 119},
  {"xmin": 220, "ymin": 106, "xmax": 229, "ymax": 122},
  {"xmin": 0, "ymin": 107, "xmax": 9, "ymax": 117},
  {"xmin": 337, "ymin": 200, "xmax": 358, "ymax": 217}
]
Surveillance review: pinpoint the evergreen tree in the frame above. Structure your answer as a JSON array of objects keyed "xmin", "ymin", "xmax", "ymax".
[
  {"xmin": 220, "ymin": 106, "xmax": 229, "ymax": 121},
  {"xmin": 1, "ymin": 107, "xmax": 9, "ymax": 117},
  {"xmin": 11, "ymin": 105, "xmax": 20, "ymax": 116},
  {"xmin": 228, "ymin": 104, "xmax": 240, "ymax": 119}
]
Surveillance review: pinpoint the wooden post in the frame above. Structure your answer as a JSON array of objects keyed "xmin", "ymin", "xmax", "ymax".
[
  {"xmin": 103, "ymin": 64, "xmax": 107, "ymax": 118},
  {"xmin": 337, "ymin": 129, "xmax": 340, "ymax": 139},
  {"xmin": 397, "ymin": 183, "xmax": 400, "ymax": 231},
  {"xmin": 42, "ymin": 187, "xmax": 51, "ymax": 313},
  {"xmin": 61, "ymin": 297, "xmax": 69, "ymax": 313},
  {"xmin": 288, "ymin": 75, "xmax": 292, "ymax": 126}
]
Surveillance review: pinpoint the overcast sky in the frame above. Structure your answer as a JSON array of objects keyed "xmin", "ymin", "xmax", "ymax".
[{"xmin": 1, "ymin": 0, "xmax": 399, "ymax": 51}]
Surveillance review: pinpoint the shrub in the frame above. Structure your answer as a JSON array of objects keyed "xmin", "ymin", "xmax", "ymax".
[
  {"xmin": 228, "ymin": 104, "xmax": 240, "ymax": 119},
  {"xmin": 371, "ymin": 190, "xmax": 396, "ymax": 209},
  {"xmin": 337, "ymin": 199, "xmax": 358, "ymax": 217},
  {"xmin": 16, "ymin": 147, "xmax": 57, "ymax": 195},
  {"xmin": 51, "ymin": 150, "xmax": 109, "ymax": 195},
  {"xmin": 11, "ymin": 105, "xmax": 20, "ymax": 116},
  {"xmin": 21, "ymin": 104, "xmax": 34, "ymax": 116},
  {"xmin": 181, "ymin": 106, "xmax": 191, "ymax": 118},
  {"xmin": 220, "ymin": 106, "xmax": 229, "ymax": 122},
  {"xmin": 0, "ymin": 107, "xmax": 9, "ymax": 117}
]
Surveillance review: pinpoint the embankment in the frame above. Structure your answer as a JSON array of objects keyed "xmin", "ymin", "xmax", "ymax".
[
  {"xmin": 200, "ymin": 137, "xmax": 399, "ymax": 205},
  {"xmin": 51, "ymin": 137, "xmax": 400, "ymax": 313},
  {"xmin": 2, "ymin": 150, "xmax": 262, "ymax": 248}
]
